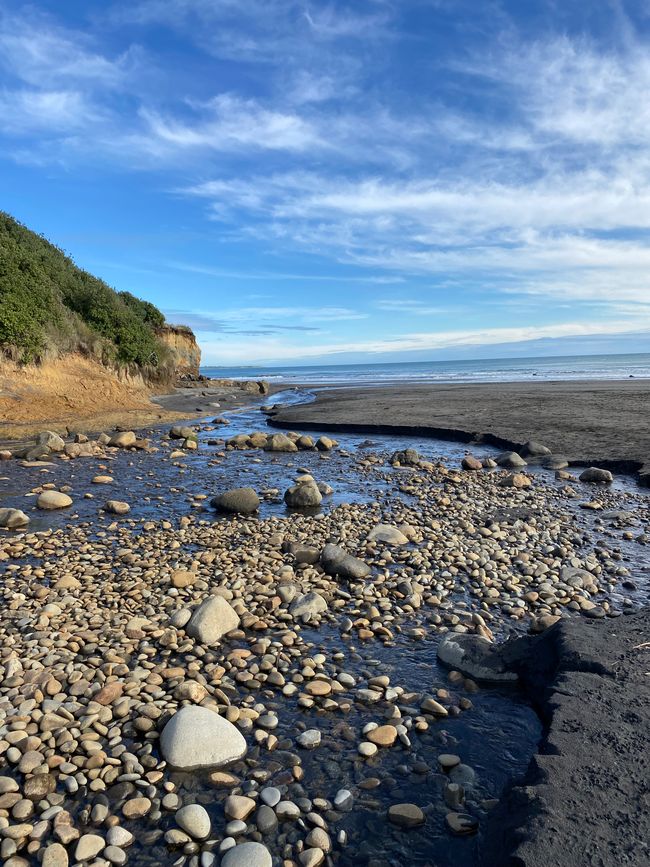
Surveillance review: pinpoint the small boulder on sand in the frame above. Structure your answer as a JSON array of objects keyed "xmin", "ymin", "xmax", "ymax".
[
  {"xmin": 36, "ymin": 430, "xmax": 65, "ymax": 453},
  {"xmin": 579, "ymin": 467, "xmax": 614, "ymax": 484},
  {"xmin": 284, "ymin": 478, "xmax": 322, "ymax": 508},
  {"xmin": 104, "ymin": 500, "xmax": 130, "ymax": 515},
  {"xmin": 521, "ymin": 440, "xmax": 551, "ymax": 457},
  {"xmin": 366, "ymin": 524, "xmax": 409, "ymax": 545},
  {"xmin": 390, "ymin": 448, "xmax": 421, "ymax": 466},
  {"xmin": 265, "ymin": 433, "xmax": 298, "ymax": 453},
  {"xmin": 496, "ymin": 451, "xmax": 527, "ymax": 469},
  {"xmin": 170, "ymin": 425, "xmax": 195, "ymax": 440},
  {"xmin": 289, "ymin": 591, "xmax": 327, "ymax": 620},
  {"xmin": 221, "ymin": 842, "xmax": 272, "ymax": 867},
  {"xmin": 109, "ymin": 431, "xmax": 136, "ymax": 448},
  {"xmin": 498, "ymin": 473, "xmax": 531, "ymax": 489},
  {"xmin": 321, "ymin": 543, "xmax": 370, "ymax": 579}
]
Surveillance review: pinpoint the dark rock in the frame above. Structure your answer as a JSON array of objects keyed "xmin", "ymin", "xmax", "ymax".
[
  {"xmin": 211, "ymin": 487, "xmax": 260, "ymax": 514},
  {"xmin": 321, "ymin": 543, "xmax": 370, "ymax": 580}
]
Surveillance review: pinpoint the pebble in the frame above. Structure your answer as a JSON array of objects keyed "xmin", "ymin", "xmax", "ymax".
[
  {"xmin": 387, "ymin": 803, "xmax": 426, "ymax": 828},
  {"xmin": 220, "ymin": 842, "xmax": 272, "ymax": 867},
  {"xmin": 446, "ymin": 811, "xmax": 479, "ymax": 835},
  {"xmin": 297, "ymin": 730, "xmax": 322, "ymax": 749},
  {"xmin": 176, "ymin": 804, "xmax": 211, "ymax": 839},
  {"xmin": 0, "ymin": 421, "xmax": 642, "ymax": 867}
]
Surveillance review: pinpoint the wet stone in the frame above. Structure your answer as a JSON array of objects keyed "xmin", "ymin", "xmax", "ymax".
[{"xmin": 387, "ymin": 803, "xmax": 426, "ymax": 829}]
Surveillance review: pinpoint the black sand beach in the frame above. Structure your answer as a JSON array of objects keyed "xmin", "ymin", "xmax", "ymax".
[{"xmin": 268, "ymin": 379, "xmax": 650, "ymax": 478}]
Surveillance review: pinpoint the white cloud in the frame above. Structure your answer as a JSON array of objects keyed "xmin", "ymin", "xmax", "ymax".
[
  {"xmin": 218, "ymin": 305, "xmax": 368, "ymax": 323},
  {"xmin": 140, "ymin": 94, "xmax": 321, "ymax": 154},
  {"xmin": 0, "ymin": 88, "xmax": 93, "ymax": 133},
  {"xmin": 168, "ymin": 260, "xmax": 402, "ymax": 283},
  {"xmin": 0, "ymin": 11, "xmax": 136, "ymax": 88}
]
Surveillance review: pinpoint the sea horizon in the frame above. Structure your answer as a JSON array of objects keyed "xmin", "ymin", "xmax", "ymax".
[{"xmin": 201, "ymin": 350, "xmax": 650, "ymax": 386}]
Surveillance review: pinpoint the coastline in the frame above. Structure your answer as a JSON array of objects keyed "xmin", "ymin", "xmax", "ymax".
[
  {"xmin": 267, "ymin": 378, "xmax": 650, "ymax": 481},
  {"xmin": 0, "ymin": 372, "xmax": 648, "ymax": 866}
]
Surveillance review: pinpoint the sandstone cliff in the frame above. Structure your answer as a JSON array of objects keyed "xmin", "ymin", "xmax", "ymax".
[
  {"xmin": 0, "ymin": 353, "xmax": 187, "ymax": 440},
  {"xmin": 158, "ymin": 325, "xmax": 202, "ymax": 378}
]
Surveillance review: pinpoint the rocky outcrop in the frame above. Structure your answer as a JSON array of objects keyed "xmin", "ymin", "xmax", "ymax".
[{"xmin": 158, "ymin": 324, "xmax": 201, "ymax": 378}]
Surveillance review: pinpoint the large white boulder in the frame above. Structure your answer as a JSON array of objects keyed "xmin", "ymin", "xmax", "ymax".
[
  {"xmin": 186, "ymin": 595, "xmax": 240, "ymax": 644},
  {"xmin": 160, "ymin": 706, "xmax": 247, "ymax": 770},
  {"xmin": 221, "ymin": 842, "xmax": 272, "ymax": 867}
]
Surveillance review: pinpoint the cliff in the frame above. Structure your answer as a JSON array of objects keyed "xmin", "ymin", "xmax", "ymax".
[
  {"xmin": 158, "ymin": 324, "xmax": 202, "ymax": 378},
  {"xmin": 0, "ymin": 353, "xmax": 187, "ymax": 440}
]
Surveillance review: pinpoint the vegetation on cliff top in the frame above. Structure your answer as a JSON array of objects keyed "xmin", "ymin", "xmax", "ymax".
[{"xmin": 0, "ymin": 211, "xmax": 170, "ymax": 370}]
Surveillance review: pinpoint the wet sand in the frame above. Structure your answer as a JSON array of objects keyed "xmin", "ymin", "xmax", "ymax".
[
  {"xmin": 153, "ymin": 381, "xmax": 289, "ymax": 417},
  {"xmin": 268, "ymin": 379, "xmax": 650, "ymax": 477}
]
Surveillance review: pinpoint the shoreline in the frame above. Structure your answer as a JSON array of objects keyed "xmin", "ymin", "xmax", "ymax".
[
  {"xmin": 266, "ymin": 378, "xmax": 650, "ymax": 483},
  {"xmin": 0, "ymin": 375, "xmax": 648, "ymax": 865}
]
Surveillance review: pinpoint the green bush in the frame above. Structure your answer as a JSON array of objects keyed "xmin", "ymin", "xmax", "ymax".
[{"xmin": 0, "ymin": 211, "xmax": 168, "ymax": 368}]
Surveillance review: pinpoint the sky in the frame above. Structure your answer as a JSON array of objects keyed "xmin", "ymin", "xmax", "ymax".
[{"xmin": 1, "ymin": 0, "xmax": 650, "ymax": 367}]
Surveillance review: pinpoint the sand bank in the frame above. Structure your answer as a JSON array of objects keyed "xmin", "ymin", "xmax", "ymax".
[{"xmin": 268, "ymin": 379, "xmax": 650, "ymax": 478}]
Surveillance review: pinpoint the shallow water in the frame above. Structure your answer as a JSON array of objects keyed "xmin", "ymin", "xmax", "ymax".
[{"xmin": 1, "ymin": 388, "xmax": 649, "ymax": 865}]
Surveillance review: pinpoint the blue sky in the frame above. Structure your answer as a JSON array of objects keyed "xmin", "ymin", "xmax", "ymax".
[{"xmin": 2, "ymin": 0, "xmax": 650, "ymax": 366}]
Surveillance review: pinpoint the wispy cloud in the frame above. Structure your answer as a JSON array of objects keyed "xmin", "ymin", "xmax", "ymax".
[
  {"xmin": 2, "ymin": 1, "xmax": 650, "ymax": 363},
  {"xmin": 0, "ymin": 10, "xmax": 134, "ymax": 88},
  {"xmin": 167, "ymin": 259, "xmax": 402, "ymax": 284},
  {"xmin": 140, "ymin": 94, "xmax": 322, "ymax": 154}
]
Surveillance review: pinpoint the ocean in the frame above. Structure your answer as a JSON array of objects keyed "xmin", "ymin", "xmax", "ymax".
[{"xmin": 201, "ymin": 352, "xmax": 650, "ymax": 385}]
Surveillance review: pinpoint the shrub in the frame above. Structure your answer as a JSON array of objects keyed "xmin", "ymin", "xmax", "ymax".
[{"xmin": 0, "ymin": 211, "xmax": 168, "ymax": 369}]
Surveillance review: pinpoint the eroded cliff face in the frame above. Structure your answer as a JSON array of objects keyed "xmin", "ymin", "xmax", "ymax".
[{"xmin": 158, "ymin": 325, "xmax": 201, "ymax": 378}]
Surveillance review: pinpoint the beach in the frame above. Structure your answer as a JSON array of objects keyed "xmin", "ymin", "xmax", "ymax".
[
  {"xmin": 268, "ymin": 379, "xmax": 650, "ymax": 479},
  {"xmin": 0, "ymin": 379, "xmax": 648, "ymax": 867}
]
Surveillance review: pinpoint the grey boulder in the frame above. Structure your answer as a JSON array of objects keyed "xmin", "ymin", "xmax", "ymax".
[
  {"xmin": 265, "ymin": 433, "xmax": 298, "ymax": 453},
  {"xmin": 0, "ymin": 508, "xmax": 30, "ymax": 529},
  {"xmin": 496, "ymin": 451, "xmax": 527, "ymax": 469},
  {"xmin": 37, "ymin": 491, "xmax": 73, "ymax": 510},
  {"xmin": 390, "ymin": 448, "xmax": 421, "ymax": 466},
  {"xmin": 437, "ymin": 634, "xmax": 517, "ymax": 683},
  {"xmin": 321, "ymin": 543, "xmax": 370, "ymax": 579},
  {"xmin": 160, "ymin": 706, "xmax": 247, "ymax": 770},
  {"xmin": 211, "ymin": 487, "xmax": 260, "ymax": 514},
  {"xmin": 36, "ymin": 430, "xmax": 65, "ymax": 452},
  {"xmin": 221, "ymin": 843, "xmax": 272, "ymax": 867},
  {"xmin": 284, "ymin": 479, "xmax": 322, "ymax": 508},
  {"xmin": 170, "ymin": 425, "xmax": 195, "ymax": 440},
  {"xmin": 521, "ymin": 440, "xmax": 551, "ymax": 457},
  {"xmin": 366, "ymin": 524, "xmax": 409, "ymax": 545},
  {"xmin": 186, "ymin": 595, "xmax": 240, "ymax": 644},
  {"xmin": 289, "ymin": 591, "xmax": 327, "ymax": 620},
  {"xmin": 579, "ymin": 467, "xmax": 613, "ymax": 484}
]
